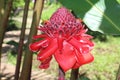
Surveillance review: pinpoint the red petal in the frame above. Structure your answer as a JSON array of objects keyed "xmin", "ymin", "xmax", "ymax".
[
  {"xmin": 68, "ymin": 37, "xmax": 94, "ymax": 68},
  {"xmin": 78, "ymin": 37, "xmax": 94, "ymax": 48},
  {"xmin": 72, "ymin": 62, "xmax": 80, "ymax": 69},
  {"xmin": 68, "ymin": 37, "xmax": 83, "ymax": 53},
  {"xmin": 75, "ymin": 49, "xmax": 94, "ymax": 66},
  {"xmin": 54, "ymin": 41, "xmax": 76, "ymax": 72},
  {"xmin": 75, "ymin": 34, "xmax": 94, "ymax": 47},
  {"xmin": 69, "ymin": 37, "xmax": 93, "ymax": 54},
  {"xmin": 39, "ymin": 56, "xmax": 52, "ymax": 69},
  {"xmin": 57, "ymin": 35, "xmax": 64, "ymax": 50},
  {"xmin": 29, "ymin": 39, "xmax": 48, "ymax": 52},
  {"xmin": 37, "ymin": 38, "xmax": 58, "ymax": 61},
  {"xmin": 33, "ymin": 34, "xmax": 48, "ymax": 39}
]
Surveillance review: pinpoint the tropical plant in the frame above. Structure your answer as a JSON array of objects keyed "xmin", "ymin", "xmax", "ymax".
[
  {"xmin": 1, "ymin": 0, "xmax": 120, "ymax": 80},
  {"xmin": 58, "ymin": 0, "xmax": 120, "ymax": 35}
]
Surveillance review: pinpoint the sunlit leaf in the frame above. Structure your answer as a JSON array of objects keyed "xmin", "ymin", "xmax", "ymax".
[
  {"xmin": 117, "ymin": 0, "xmax": 120, "ymax": 4},
  {"xmin": 58, "ymin": 0, "xmax": 120, "ymax": 34}
]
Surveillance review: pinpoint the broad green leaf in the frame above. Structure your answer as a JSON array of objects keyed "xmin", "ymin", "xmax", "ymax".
[
  {"xmin": 58, "ymin": 0, "xmax": 120, "ymax": 34},
  {"xmin": 117, "ymin": 0, "xmax": 120, "ymax": 4}
]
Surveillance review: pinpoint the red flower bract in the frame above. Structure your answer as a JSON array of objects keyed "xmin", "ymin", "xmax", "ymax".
[{"xmin": 29, "ymin": 7, "xmax": 94, "ymax": 72}]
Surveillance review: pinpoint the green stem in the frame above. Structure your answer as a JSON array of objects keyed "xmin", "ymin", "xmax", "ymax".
[{"xmin": 70, "ymin": 68, "xmax": 79, "ymax": 80}]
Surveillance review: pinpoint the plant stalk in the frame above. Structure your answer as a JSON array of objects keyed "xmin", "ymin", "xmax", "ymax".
[
  {"xmin": 58, "ymin": 66, "xmax": 65, "ymax": 80},
  {"xmin": 0, "ymin": 0, "xmax": 13, "ymax": 69},
  {"xmin": 14, "ymin": 0, "xmax": 30, "ymax": 80},
  {"xmin": 70, "ymin": 68, "xmax": 79, "ymax": 80},
  {"xmin": 19, "ymin": 0, "xmax": 44, "ymax": 80}
]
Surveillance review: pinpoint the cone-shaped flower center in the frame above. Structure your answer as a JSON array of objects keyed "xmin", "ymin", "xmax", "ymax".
[{"xmin": 40, "ymin": 7, "xmax": 84, "ymax": 39}]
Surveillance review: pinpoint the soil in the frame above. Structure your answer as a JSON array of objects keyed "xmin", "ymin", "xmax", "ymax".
[{"xmin": 0, "ymin": 29, "xmax": 57, "ymax": 80}]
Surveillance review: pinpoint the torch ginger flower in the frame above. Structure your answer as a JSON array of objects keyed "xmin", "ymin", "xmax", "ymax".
[{"xmin": 29, "ymin": 7, "xmax": 94, "ymax": 72}]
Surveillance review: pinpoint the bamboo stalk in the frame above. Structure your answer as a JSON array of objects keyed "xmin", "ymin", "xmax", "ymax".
[
  {"xmin": 19, "ymin": 0, "xmax": 44, "ymax": 80},
  {"xmin": 14, "ymin": 0, "xmax": 30, "ymax": 80}
]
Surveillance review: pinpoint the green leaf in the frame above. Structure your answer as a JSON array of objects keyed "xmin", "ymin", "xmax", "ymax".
[
  {"xmin": 117, "ymin": 0, "xmax": 120, "ymax": 4},
  {"xmin": 58, "ymin": 0, "xmax": 120, "ymax": 34}
]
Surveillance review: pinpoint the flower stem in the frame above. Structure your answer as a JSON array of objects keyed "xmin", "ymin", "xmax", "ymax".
[
  {"xmin": 58, "ymin": 66, "xmax": 65, "ymax": 80},
  {"xmin": 70, "ymin": 68, "xmax": 79, "ymax": 80}
]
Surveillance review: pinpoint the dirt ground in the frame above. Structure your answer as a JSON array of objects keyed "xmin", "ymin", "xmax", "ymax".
[{"xmin": 0, "ymin": 29, "xmax": 56, "ymax": 80}]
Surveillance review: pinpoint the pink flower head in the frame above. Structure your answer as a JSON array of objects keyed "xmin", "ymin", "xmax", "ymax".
[{"xmin": 29, "ymin": 7, "xmax": 94, "ymax": 72}]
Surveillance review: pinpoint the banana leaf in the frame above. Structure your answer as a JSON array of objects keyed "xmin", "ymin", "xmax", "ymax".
[{"xmin": 58, "ymin": 0, "xmax": 120, "ymax": 35}]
